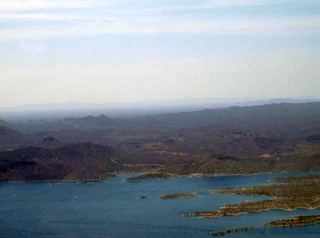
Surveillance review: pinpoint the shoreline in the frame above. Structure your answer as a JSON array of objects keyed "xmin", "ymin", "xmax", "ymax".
[
  {"xmin": 263, "ymin": 215, "xmax": 320, "ymax": 227},
  {"xmin": 3, "ymin": 177, "xmax": 118, "ymax": 183},
  {"xmin": 182, "ymin": 205, "xmax": 320, "ymax": 219},
  {"xmin": 1, "ymin": 170, "xmax": 319, "ymax": 183}
]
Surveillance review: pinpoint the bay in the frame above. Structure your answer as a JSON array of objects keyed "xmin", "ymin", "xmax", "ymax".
[{"xmin": 1, "ymin": 172, "xmax": 319, "ymax": 237}]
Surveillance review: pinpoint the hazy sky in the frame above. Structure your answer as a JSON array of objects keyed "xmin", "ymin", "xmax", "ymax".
[{"xmin": 2, "ymin": 0, "xmax": 320, "ymax": 108}]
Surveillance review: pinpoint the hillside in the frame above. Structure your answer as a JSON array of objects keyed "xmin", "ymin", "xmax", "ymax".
[
  {"xmin": 0, "ymin": 142, "xmax": 120, "ymax": 181},
  {"xmin": 0, "ymin": 125, "xmax": 25, "ymax": 151}
]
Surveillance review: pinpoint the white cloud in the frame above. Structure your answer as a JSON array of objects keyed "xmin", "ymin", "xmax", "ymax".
[
  {"xmin": 3, "ymin": 0, "xmax": 318, "ymax": 13},
  {"xmin": 19, "ymin": 42, "xmax": 47, "ymax": 53},
  {"xmin": 2, "ymin": 0, "xmax": 319, "ymax": 41},
  {"xmin": 2, "ymin": 0, "xmax": 91, "ymax": 12},
  {"xmin": 2, "ymin": 14, "xmax": 320, "ymax": 41},
  {"xmin": 2, "ymin": 12, "xmax": 88, "ymax": 21}
]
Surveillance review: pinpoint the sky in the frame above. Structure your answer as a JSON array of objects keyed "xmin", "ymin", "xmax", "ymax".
[{"xmin": 1, "ymin": 0, "xmax": 320, "ymax": 108}]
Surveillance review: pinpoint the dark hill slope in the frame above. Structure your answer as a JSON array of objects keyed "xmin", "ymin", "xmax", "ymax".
[
  {"xmin": 0, "ymin": 126, "xmax": 66, "ymax": 151},
  {"xmin": 0, "ymin": 142, "xmax": 121, "ymax": 181},
  {"xmin": 0, "ymin": 125, "xmax": 25, "ymax": 150}
]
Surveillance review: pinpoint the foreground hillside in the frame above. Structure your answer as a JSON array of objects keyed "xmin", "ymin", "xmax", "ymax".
[
  {"xmin": 0, "ymin": 142, "xmax": 120, "ymax": 181},
  {"xmin": 1, "ymin": 102, "xmax": 320, "ymax": 181}
]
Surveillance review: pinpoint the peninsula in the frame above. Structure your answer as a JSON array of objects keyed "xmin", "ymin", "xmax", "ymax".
[
  {"xmin": 181, "ymin": 174, "xmax": 320, "ymax": 224},
  {"xmin": 263, "ymin": 215, "xmax": 320, "ymax": 227}
]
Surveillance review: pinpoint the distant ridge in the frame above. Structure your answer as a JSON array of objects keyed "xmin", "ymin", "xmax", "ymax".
[
  {"xmin": 2, "ymin": 98, "xmax": 319, "ymax": 111},
  {"xmin": 149, "ymin": 102, "xmax": 320, "ymax": 136},
  {"xmin": 2, "ymin": 98, "xmax": 319, "ymax": 123},
  {"xmin": 1, "ymin": 102, "xmax": 320, "ymax": 135}
]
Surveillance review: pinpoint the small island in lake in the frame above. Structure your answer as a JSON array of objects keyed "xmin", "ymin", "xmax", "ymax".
[
  {"xmin": 161, "ymin": 192, "xmax": 197, "ymax": 199},
  {"xmin": 138, "ymin": 195, "xmax": 148, "ymax": 199}
]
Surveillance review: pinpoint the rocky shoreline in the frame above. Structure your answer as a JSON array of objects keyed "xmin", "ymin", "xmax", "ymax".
[
  {"xmin": 209, "ymin": 227, "xmax": 255, "ymax": 236},
  {"xmin": 263, "ymin": 215, "xmax": 320, "ymax": 227},
  {"xmin": 271, "ymin": 174, "xmax": 320, "ymax": 182}
]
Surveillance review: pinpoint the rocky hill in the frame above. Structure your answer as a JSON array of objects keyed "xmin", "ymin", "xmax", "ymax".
[{"xmin": 0, "ymin": 142, "xmax": 120, "ymax": 181}]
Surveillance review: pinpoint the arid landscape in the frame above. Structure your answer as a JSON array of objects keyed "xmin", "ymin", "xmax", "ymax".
[{"xmin": 1, "ymin": 102, "xmax": 320, "ymax": 181}]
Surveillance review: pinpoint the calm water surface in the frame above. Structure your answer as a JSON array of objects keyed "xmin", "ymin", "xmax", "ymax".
[{"xmin": 1, "ymin": 172, "xmax": 319, "ymax": 237}]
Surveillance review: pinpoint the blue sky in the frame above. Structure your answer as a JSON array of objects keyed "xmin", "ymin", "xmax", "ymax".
[{"xmin": 1, "ymin": 0, "xmax": 320, "ymax": 108}]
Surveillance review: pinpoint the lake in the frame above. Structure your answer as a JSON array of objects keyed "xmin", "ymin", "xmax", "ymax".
[{"xmin": 1, "ymin": 172, "xmax": 319, "ymax": 237}]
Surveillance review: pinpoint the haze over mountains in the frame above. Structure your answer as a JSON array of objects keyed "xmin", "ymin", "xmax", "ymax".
[
  {"xmin": 1, "ymin": 101, "xmax": 320, "ymax": 181},
  {"xmin": 2, "ymin": 98, "xmax": 317, "ymax": 123}
]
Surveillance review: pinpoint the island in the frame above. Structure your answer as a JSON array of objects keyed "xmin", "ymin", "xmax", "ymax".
[
  {"xmin": 137, "ymin": 195, "xmax": 148, "ymax": 199},
  {"xmin": 160, "ymin": 192, "xmax": 197, "ymax": 199}
]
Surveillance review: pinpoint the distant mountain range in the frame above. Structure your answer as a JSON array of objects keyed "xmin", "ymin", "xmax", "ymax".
[
  {"xmin": 2, "ymin": 98, "xmax": 319, "ymax": 123},
  {"xmin": 3, "ymin": 98, "xmax": 318, "ymax": 111},
  {"xmin": 3, "ymin": 102, "xmax": 320, "ymax": 135}
]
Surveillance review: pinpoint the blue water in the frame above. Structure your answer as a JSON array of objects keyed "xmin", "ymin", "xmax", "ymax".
[{"xmin": 1, "ymin": 172, "xmax": 319, "ymax": 238}]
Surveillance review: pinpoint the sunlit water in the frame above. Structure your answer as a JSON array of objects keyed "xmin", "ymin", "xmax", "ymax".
[{"xmin": 1, "ymin": 172, "xmax": 319, "ymax": 237}]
